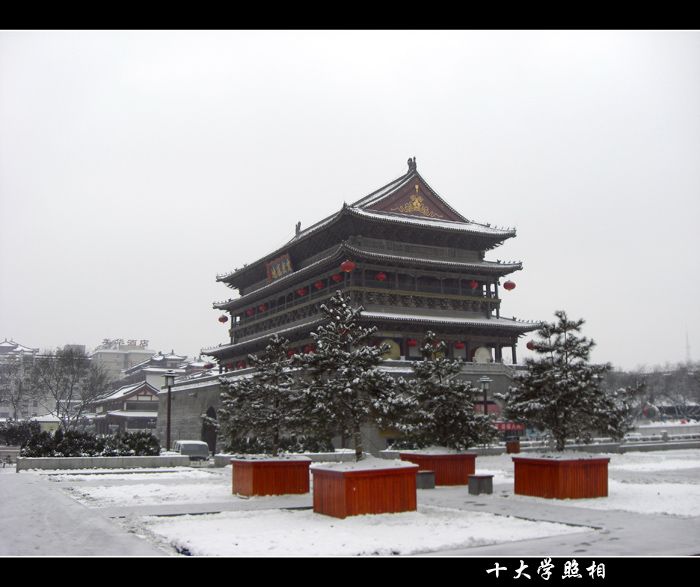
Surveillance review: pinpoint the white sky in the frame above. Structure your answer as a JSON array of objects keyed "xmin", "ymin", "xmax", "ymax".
[{"xmin": 1, "ymin": 30, "xmax": 698, "ymax": 371}]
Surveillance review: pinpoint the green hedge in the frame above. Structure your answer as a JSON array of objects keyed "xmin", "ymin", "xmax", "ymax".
[
  {"xmin": 0, "ymin": 420, "xmax": 41, "ymax": 446},
  {"xmin": 20, "ymin": 430, "xmax": 161, "ymax": 457}
]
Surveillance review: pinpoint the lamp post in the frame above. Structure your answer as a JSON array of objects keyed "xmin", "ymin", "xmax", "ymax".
[
  {"xmin": 479, "ymin": 376, "xmax": 492, "ymax": 416},
  {"xmin": 163, "ymin": 370, "xmax": 176, "ymax": 451}
]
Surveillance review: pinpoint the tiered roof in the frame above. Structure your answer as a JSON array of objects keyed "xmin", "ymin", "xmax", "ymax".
[
  {"xmin": 204, "ymin": 159, "xmax": 537, "ymax": 360},
  {"xmin": 215, "ymin": 159, "xmax": 520, "ymax": 297}
]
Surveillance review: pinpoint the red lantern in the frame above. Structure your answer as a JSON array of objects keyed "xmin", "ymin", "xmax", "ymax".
[
  {"xmin": 332, "ymin": 274, "xmax": 343, "ymax": 283},
  {"xmin": 218, "ymin": 314, "xmax": 228, "ymax": 323},
  {"xmin": 237, "ymin": 361, "xmax": 246, "ymax": 368},
  {"xmin": 226, "ymin": 364, "xmax": 234, "ymax": 370},
  {"xmin": 203, "ymin": 363, "xmax": 214, "ymax": 369},
  {"xmin": 376, "ymin": 272, "xmax": 387, "ymax": 281},
  {"xmin": 341, "ymin": 260, "xmax": 355, "ymax": 272},
  {"xmin": 305, "ymin": 345, "xmax": 315, "ymax": 353},
  {"xmin": 287, "ymin": 350, "xmax": 297, "ymax": 358},
  {"xmin": 407, "ymin": 339, "xmax": 418, "ymax": 347},
  {"xmin": 526, "ymin": 341, "xmax": 534, "ymax": 350},
  {"xmin": 315, "ymin": 281, "xmax": 325, "ymax": 290},
  {"xmin": 297, "ymin": 288, "xmax": 308, "ymax": 296},
  {"xmin": 454, "ymin": 342, "xmax": 465, "ymax": 349},
  {"xmin": 259, "ymin": 304, "xmax": 268, "ymax": 311},
  {"xmin": 469, "ymin": 280, "xmax": 479, "ymax": 290},
  {"xmin": 246, "ymin": 309, "xmax": 255, "ymax": 316},
  {"xmin": 503, "ymin": 280, "xmax": 516, "ymax": 291}
]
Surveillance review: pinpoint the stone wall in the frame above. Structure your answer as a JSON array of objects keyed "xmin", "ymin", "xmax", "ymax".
[
  {"xmin": 156, "ymin": 375, "xmax": 222, "ymax": 452},
  {"xmin": 16, "ymin": 455, "xmax": 190, "ymax": 472}
]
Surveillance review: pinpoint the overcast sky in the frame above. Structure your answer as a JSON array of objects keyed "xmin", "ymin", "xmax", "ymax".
[{"xmin": 1, "ymin": 30, "xmax": 698, "ymax": 371}]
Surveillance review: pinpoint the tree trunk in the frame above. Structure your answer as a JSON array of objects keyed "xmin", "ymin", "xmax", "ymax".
[
  {"xmin": 272, "ymin": 430, "xmax": 279, "ymax": 457},
  {"xmin": 555, "ymin": 434, "xmax": 566, "ymax": 452},
  {"xmin": 353, "ymin": 425, "xmax": 363, "ymax": 461}
]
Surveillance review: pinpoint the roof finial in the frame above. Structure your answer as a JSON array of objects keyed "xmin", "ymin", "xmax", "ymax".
[{"xmin": 407, "ymin": 156, "xmax": 417, "ymax": 172}]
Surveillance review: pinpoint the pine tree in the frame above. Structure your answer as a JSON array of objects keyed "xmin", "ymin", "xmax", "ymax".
[
  {"xmin": 500, "ymin": 310, "xmax": 634, "ymax": 451},
  {"xmin": 293, "ymin": 291, "xmax": 398, "ymax": 461},
  {"xmin": 394, "ymin": 331, "xmax": 496, "ymax": 450},
  {"xmin": 218, "ymin": 334, "xmax": 304, "ymax": 457}
]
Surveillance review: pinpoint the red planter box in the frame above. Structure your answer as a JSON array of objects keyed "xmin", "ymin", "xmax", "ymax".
[
  {"xmin": 399, "ymin": 452, "xmax": 476, "ymax": 485},
  {"xmin": 312, "ymin": 462, "xmax": 419, "ymax": 519},
  {"xmin": 513, "ymin": 455, "xmax": 610, "ymax": 499},
  {"xmin": 231, "ymin": 457, "xmax": 311, "ymax": 497}
]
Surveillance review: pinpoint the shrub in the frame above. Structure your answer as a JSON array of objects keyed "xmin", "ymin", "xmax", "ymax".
[
  {"xmin": 20, "ymin": 430, "xmax": 55, "ymax": 457},
  {"xmin": 0, "ymin": 419, "xmax": 40, "ymax": 446},
  {"xmin": 19, "ymin": 430, "xmax": 161, "ymax": 457}
]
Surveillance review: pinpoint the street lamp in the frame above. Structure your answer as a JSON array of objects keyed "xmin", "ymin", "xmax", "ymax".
[
  {"xmin": 163, "ymin": 370, "xmax": 176, "ymax": 451},
  {"xmin": 479, "ymin": 376, "xmax": 492, "ymax": 415}
]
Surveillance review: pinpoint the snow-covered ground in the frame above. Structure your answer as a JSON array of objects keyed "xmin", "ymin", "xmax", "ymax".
[{"xmin": 31, "ymin": 448, "xmax": 699, "ymax": 557}]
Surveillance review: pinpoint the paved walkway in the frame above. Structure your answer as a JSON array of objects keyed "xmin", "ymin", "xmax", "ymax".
[
  {"xmin": 417, "ymin": 486, "xmax": 700, "ymax": 556},
  {"xmin": 2, "ymin": 465, "xmax": 698, "ymax": 557},
  {"xmin": 0, "ymin": 468, "xmax": 168, "ymax": 556}
]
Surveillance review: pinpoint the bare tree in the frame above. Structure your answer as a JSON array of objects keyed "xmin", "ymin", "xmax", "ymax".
[
  {"xmin": 30, "ymin": 347, "xmax": 112, "ymax": 430},
  {"xmin": 609, "ymin": 362, "xmax": 700, "ymax": 420},
  {"xmin": 0, "ymin": 359, "xmax": 34, "ymax": 421}
]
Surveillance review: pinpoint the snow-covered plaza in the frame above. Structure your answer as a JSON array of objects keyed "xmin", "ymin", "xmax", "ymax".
[{"xmin": 1, "ymin": 448, "xmax": 698, "ymax": 557}]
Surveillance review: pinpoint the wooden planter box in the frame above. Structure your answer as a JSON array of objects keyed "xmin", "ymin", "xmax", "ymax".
[
  {"xmin": 231, "ymin": 457, "xmax": 311, "ymax": 497},
  {"xmin": 399, "ymin": 452, "xmax": 476, "ymax": 485},
  {"xmin": 312, "ymin": 461, "xmax": 419, "ymax": 519},
  {"xmin": 513, "ymin": 455, "xmax": 610, "ymax": 499}
]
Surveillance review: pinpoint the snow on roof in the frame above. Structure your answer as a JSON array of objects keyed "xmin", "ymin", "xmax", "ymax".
[
  {"xmin": 158, "ymin": 369, "xmax": 256, "ymax": 393},
  {"xmin": 150, "ymin": 351, "xmax": 187, "ymax": 362},
  {"xmin": 187, "ymin": 356, "xmax": 215, "ymax": 367},
  {"xmin": 30, "ymin": 414, "xmax": 60, "ymax": 422},
  {"xmin": 203, "ymin": 316, "xmax": 326, "ymax": 356},
  {"xmin": 350, "ymin": 163, "xmax": 467, "ymax": 220},
  {"xmin": 0, "ymin": 339, "xmax": 39, "ymax": 354},
  {"xmin": 361, "ymin": 310, "xmax": 539, "ymax": 331},
  {"xmin": 95, "ymin": 382, "xmax": 158, "ymax": 404},
  {"xmin": 342, "ymin": 241, "xmax": 521, "ymax": 273},
  {"xmin": 100, "ymin": 410, "xmax": 158, "ymax": 419},
  {"xmin": 216, "ymin": 163, "xmax": 514, "ymax": 283},
  {"xmin": 347, "ymin": 206, "xmax": 513, "ymax": 236}
]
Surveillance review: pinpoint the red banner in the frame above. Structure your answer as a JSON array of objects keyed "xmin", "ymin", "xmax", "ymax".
[{"xmin": 495, "ymin": 422, "xmax": 524, "ymax": 431}]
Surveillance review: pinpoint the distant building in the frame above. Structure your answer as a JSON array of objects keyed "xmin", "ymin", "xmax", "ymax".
[
  {"xmin": 90, "ymin": 339, "xmax": 155, "ymax": 382},
  {"xmin": 115, "ymin": 350, "xmax": 188, "ymax": 389},
  {"xmin": 89, "ymin": 351, "xmax": 213, "ymax": 438},
  {"xmin": 0, "ymin": 339, "xmax": 39, "ymax": 362},
  {"xmin": 91, "ymin": 381, "xmax": 160, "ymax": 435},
  {"xmin": 0, "ymin": 339, "xmax": 40, "ymax": 421}
]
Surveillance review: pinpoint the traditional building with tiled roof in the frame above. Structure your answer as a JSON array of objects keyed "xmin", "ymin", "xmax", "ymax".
[
  {"xmin": 91, "ymin": 381, "xmax": 159, "ymax": 435},
  {"xmin": 158, "ymin": 159, "xmax": 539, "ymax": 455},
  {"xmin": 205, "ymin": 157, "xmax": 537, "ymax": 369}
]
